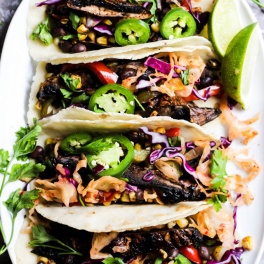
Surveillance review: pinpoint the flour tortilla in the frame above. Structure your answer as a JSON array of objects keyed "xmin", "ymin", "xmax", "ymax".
[
  {"xmin": 15, "ymin": 201, "xmax": 210, "ymax": 263},
  {"xmin": 27, "ymin": 45, "xmax": 217, "ymax": 126},
  {"xmin": 27, "ymin": 0, "xmax": 215, "ymax": 63}
]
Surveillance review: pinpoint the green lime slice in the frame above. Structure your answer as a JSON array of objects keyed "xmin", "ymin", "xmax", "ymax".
[
  {"xmin": 208, "ymin": 0, "xmax": 243, "ymax": 58},
  {"xmin": 221, "ymin": 23, "xmax": 259, "ymax": 109}
]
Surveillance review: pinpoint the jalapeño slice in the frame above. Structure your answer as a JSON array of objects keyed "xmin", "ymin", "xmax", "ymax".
[
  {"xmin": 88, "ymin": 84, "xmax": 135, "ymax": 114},
  {"xmin": 86, "ymin": 134, "xmax": 134, "ymax": 177},
  {"xmin": 160, "ymin": 8, "xmax": 196, "ymax": 39},
  {"xmin": 114, "ymin": 18, "xmax": 150, "ymax": 46},
  {"xmin": 60, "ymin": 132, "xmax": 93, "ymax": 154}
]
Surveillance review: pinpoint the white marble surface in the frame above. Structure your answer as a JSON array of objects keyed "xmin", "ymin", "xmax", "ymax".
[{"xmin": 0, "ymin": 0, "xmax": 264, "ymax": 264}]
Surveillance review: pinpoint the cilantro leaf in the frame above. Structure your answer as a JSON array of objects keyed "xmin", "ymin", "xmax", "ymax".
[
  {"xmin": 207, "ymin": 193, "xmax": 228, "ymax": 212},
  {"xmin": 60, "ymin": 88, "xmax": 73, "ymax": 99},
  {"xmin": 31, "ymin": 18, "xmax": 53, "ymax": 46},
  {"xmin": 60, "ymin": 73, "xmax": 81, "ymax": 92},
  {"xmin": 29, "ymin": 224, "xmax": 82, "ymax": 256},
  {"xmin": 69, "ymin": 12, "xmax": 80, "ymax": 30},
  {"xmin": 8, "ymin": 162, "xmax": 46, "ymax": 183},
  {"xmin": 210, "ymin": 149, "xmax": 228, "ymax": 189},
  {"xmin": 0, "ymin": 149, "xmax": 9, "ymax": 173},
  {"xmin": 0, "ymin": 189, "xmax": 39, "ymax": 254},
  {"xmin": 71, "ymin": 93, "xmax": 90, "ymax": 104},
  {"xmin": 14, "ymin": 119, "xmax": 42, "ymax": 161},
  {"xmin": 84, "ymin": 139, "xmax": 114, "ymax": 155},
  {"xmin": 61, "ymin": 34, "xmax": 76, "ymax": 40},
  {"xmin": 103, "ymin": 257, "xmax": 125, "ymax": 264},
  {"xmin": 180, "ymin": 69, "xmax": 190, "ymax": 85}
]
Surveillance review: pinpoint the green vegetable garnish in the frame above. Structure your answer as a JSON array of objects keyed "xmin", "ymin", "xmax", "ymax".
[
  {"xmin": 31, "ymin": 18, "xmax": 53, "ymax": 46},
  {"xmin": 180, "ymin": 69, "xmax": 190, "ymax": 85},
  {"xmin": 0, "ymin": 189, "xmax": 40, "ymax": 254},
  {"xmin": 251, "ymin": 0, "xmax": 264, "ymax": 8},
  {"xmin": 61, "ymin": 73, "xmax": 81, "ymax": 92},
  {"xmin": 69, "ymin": 12, "xmax": 80, "ymax": 30},
  {"xmin": 29, "ymin": 224, "xmax": 82, "ymax": 256},
  {"xmin": 103, "ymin": 257, "xmax": 125, "ymax": 264},
  {"xmin": 208, "ymin": 149, "xmax": 228, "ymax": 211}
]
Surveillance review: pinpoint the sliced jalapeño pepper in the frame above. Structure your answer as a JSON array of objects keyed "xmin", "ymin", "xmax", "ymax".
[
  {"xmin": 160, "ymin": 8, "xmax": 196, "ymax": 39},
  {"xmin": 88, "ymin": 84, "xmax": 135, "ymax": 114},
  {"xmin": 114, "ymin": 18, "xmax": 150, "ymax": 46},
  {"xmin": 60, "ymin": 132, "xmax": 92, "ymax": 154},
  {"xmin": 86, "ymin": 134, "xmax": 134, "ymax": 177}
]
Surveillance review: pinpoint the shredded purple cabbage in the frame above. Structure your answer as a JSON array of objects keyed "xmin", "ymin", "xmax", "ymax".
[
  {"xmin": 86, "ymin": 17, "xmax": 103, "ymax": 28},
  {"xmin": 94, "ymin": 24, "xmax": 113, "ymax": 36},
  {"xmin": 93, "ymin": 164, "xmax": 105, "ymax": 175},
  {"xmin": 186, "ymin": 0, "xmax": 200, "ymax": 22},
  {"xmin": 144, "ymin": 57, "xmax": 180, "ymax": 78},
  {"xmin": 185, "ymin": 141, "xmax": 196, "ymax": 150},
  {"xmin": 142, "ymin": 171, "xmax": 154, "ymax": 182},
  {"xmin": 68, "ymin": 178, "xmax": 78, "ymax": 187},
  {"xmin": 192, "ymin": 88, "xmax": 211, "ymax": 101},
  {"xmin": 35, "ymin": 0, "xmax": 63, "ymax": 7},
  {"xmin": 149, "ymin": 147, "xmax": 182, "ymax": 164},
  {"xmin": 156, "ymin": 0, "xmax": 162, "ymax": 9},
  {"xmin": 210, "ymin": 141, "xmax": 217, "ymax": 148},
  {"xmin": 207, "ymin": 247, "xmax": 244, "ymax": 264},
  {"xmin": 136, "ymin": 77, "xmax": 163, "ymax": 90},
  {"xmin": 126, "ymin": 183, "xmax": 138, "ymax": 192},
  {"xmin": 139, "ymin": 127, "xmax": 170, "ymax": 147},
  {"xmin": 220, "ymin": 137, "xmax": 232, "ymax": 149}
]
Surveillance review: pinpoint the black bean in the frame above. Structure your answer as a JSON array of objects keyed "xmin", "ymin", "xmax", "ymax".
[
  {"xmin": 168, "ymin": 248, "xmax": 179, "ymax": 260},
  {"xmin": 206, "ymin": 59, "xmax": 221, "ymax": 71},
  {"xmin": 52, "ymin": 27, "xmax": 67, "ymax": 37},
  {"xmin": 198, "ymin": 246, "xmax": 211, "ymax": 260},
  {"xmin": 45, "ymin": 63, "xmax": 61, "ymax": 74},
  {"xmin": 120, "ymin": 68, "xmax": 136, "ymax": 80},
  {"xmin": 71, "ymin": 43, "xmax": 87, "ymax": 53},
  {"xmin": 30, "ymin": 146, "xmax": 45, "ymax": 160},
  {"xmin": 59, "ymin": 40, "xmax": 73, "ymax": 53},
  {"xmin": 136, "ymin": 189, "xmax": 144, "ymax": 201}
]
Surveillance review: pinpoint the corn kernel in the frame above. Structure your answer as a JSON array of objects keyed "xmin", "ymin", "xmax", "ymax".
[
  {"xmin": 159, "ymin": 249, "xmax": 168, "ymax": 259},
  {"xmin": 156, "ymin": 127, "xmax": 166, "ymax": 134},
  {"xmin": 213, "ymin": 246, "xmax": 223, "ymax": 260},
  {"xmin": 60, "ymin": 18, "xmax": 68, "ymax": 24},
  {"xmin": 46, "ymin": 138, "xmax": 55, "ymax": 145},
  {"xmin": 103, "ymin": 19, "xmax": 112, "ymax": 25},
  {"xmin": 103, "ymin": 202, "xmax": 111, "ymax": 206},
  {"xmin": 153, "ymin": 144, "xmax": 162, "ymax": 150},
  {"xmin": 242, "ymin": 236, "xmax": 253, "ymax": 250},
  {"xmin": 70, "ymin": 74, "xmax": 82, "ymax": 89},
  {"xmin": 129, "ymin": 191, "xmax": 136, "ymax": 202},
  {"xmin": 88, "ymin": 31, "xmax": 96, "ymax": 42},
  {"xmin": 134, "ymin": 143, "xmax": 142, "ymax": 151},
  {"xmin": 150, "ymin": 110, "xmax": 158, "ymax": 116},
  {"xmin": 80, "ymin": 17, "xmax": 87, "ymax": 25},
  {"xmin": 114, "ymin": 193, "xmax": 121, "ymax": 200},
  {"xmin": 37, "ymin": 256, "xmax": 49, "ymax": 264},
  {"xmin": 35, "ymin": 101, "xmax": 42, "ymax": 110},
  {"xmin": 176, "ymin": 218, "xmax": 189, "ymax": 228},
  {"xmin": 176, "ymin": 68, "xmax": 181, "ymax": 74},
  {"xmin": 167, "ymin": 221, "xmax": 176, "ymax": 229},
  {"xmin": 121, "ymin": 193, "xmax": 130, "ymax": 202},
  {"xmin": 78, "ymin": 33, "xmax": 88, "ymax": 41},
  {"xmin": 97, "ymin": 36, "xmax": 108, "ymax": 45},
  {"xmin": 77, "ymin": 24, "xmax": 89, "ymax": 34},
  {"xmin": 151, "ymin": 21, "xmax": 160, "ymax": 33}
]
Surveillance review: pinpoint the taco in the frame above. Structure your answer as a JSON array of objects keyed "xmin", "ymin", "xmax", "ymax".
[
  {"xmin": 27, "ymin": 118, "xmax": 225, "ymax": 208},
  {"xmin": 27, "ymin": 0, "xmax": 215, "ymax": 62},
  {"xmin": 27, "ymin": 46, "xmax": 222, "ymax": 127},
  {"xmin": 15, "ymin": 201, "xmax": 242, "ymax": 264}
]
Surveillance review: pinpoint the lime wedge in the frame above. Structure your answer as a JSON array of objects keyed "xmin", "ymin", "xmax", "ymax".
[
  {"xmin": 221, "ymin": 23, "xmax": 259, "ymax": 109},
  {"xmin": 208, "ymin": 0, "xmax": 243, "ymax": 58}
]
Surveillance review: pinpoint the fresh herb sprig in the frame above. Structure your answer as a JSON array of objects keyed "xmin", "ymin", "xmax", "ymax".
[
  {"xmin": 208, "ymin": 149, "xmax": 228, "ymax": 211},
  {"xmin": 180, "ymin": 69, "xmax": 190, "ymax": 85},
  {"xmin": 0, "ymin": 119, "xmax": 42, "ymax": 196},
  {"xmin": 0, "ymin": 189, "xmax": 40, "ymax": 254},
  {"xmin": 251, "ymin": 0, "xmax": 264, "ymax": 8},
  {"xmin": 29, "ymin": 224, "xmax": 82, "ymax": 256}
]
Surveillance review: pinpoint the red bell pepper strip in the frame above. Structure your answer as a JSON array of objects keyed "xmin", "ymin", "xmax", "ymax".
[
  {"xmin": 165, "ymin": 128, "xmax": 180, "ymax": 138},
  {"xmin": 182, "ymin": 85, "xmax": 221, "ymax": 102},
  {"xmin": 86, "ymin": 62, "xmax": 118, "ymax": 84},
  {"xmin": 179, "ymin": 245, "xmax": 202, "ymax": 264}
]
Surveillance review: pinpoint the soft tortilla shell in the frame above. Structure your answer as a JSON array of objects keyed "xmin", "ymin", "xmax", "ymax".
[
  {"xmin": 27, "ymin": 0, "xmax": 215, "ymax": 63},
  {"xmin": 40, "ymin": 116, "xmax": 220, "ymax": 143},
  {"xmin": 35, "ymin": 202, "xmax": 210, "ymax": 233},
  {"xmin": 27, "ymin": 45, "xmax": 217, "ymax": 125}
]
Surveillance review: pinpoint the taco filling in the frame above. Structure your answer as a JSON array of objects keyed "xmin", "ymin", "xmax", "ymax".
[
  {"xmin": 34, "ymin": 52, "xmax": 221, "ymax": 125},
  {"xmin": 31, "ymin": 0, "xmax": 210, "ymax": 53}
]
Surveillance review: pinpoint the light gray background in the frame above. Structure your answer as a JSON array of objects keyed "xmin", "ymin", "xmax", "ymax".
[{"xmin": 0, "ymin": 0, "xmax": 263, "ymax": 264}]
